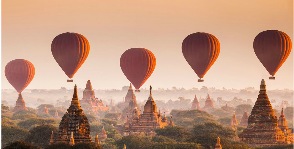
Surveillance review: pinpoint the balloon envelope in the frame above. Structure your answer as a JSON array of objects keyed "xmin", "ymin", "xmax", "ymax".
[
  {"xmin": 5, "ymin": 59, "xmax": 35, "ymax": 93},
  {"xmin": 182, "ymin": 32, "xmax": 220, "ymax": 79},
  {"xmin": 120, "ymin": 48, "xmax": 156, "ymax": 89},
  {"xmin": 253, "ymin": 30, "xmax": 292, "ymax": 76},
  {"xmin": 51, "ymin": 32, "xmax": 90, "ymax": 79}
]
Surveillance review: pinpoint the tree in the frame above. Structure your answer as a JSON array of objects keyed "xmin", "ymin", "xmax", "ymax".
[
  {"xmin": 235, "ymin": 104, "xmax": 252, "ymax": 115},
  {"xmin": 45, "ymin": 142, "xmax": 71, "ymax": 149},
  {"xmin": 72, "ymin": 142, "xmax": 102, "ymax": 149},
  {"xmin": 115, "ymin": 135, "xmax": 150, "ymax": 149},
  {"xmin": 151, "ymin": 135, "xmax": 176, "ymax": 143},
  {"xmin": 2, "ymin": 104, "xmax": 10, "ymax": 113},
  {"xmin": 217, "ymin": 117, "xmax": 232, "ymax": 126},
  {"xmin": 155, "ymin": 126, "xmax": 191, "ymax": 142},
  {"xmin": 211, "ymin": 109, "xmax": 230, "ymax": 118},
  {"xmin": 3, "ymin": 141, "xmax": 40, "ymax": 149},
  {"xmin": 25, "ymin": 125, "xmax": 58, "ymax": 148},
  {"xmin": 145, "ymin": 142, "xmax": 203, "ymax": 149},
  {"xmin": 101, "ymin": 118, "xmax": 118, "ymax": 126},
  {"xmin": 1, "ymin": 126, "xmax": 30, "ymax": 148},
  {"xmin": 17, "ymin": 118, "xmax": 57, "ymax": 130},
  {"xmin": 11, "ymin": 110, "xmax": 37, "ymax": 120},
  {"xmin": 191, "ymin": 122, "xmax": 235, "ymax": 139}
]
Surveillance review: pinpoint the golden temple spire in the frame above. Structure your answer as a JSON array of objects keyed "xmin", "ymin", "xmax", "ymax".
[
  {"xmin": 49, "ymin": 131, "xmax": 54, "ymax": 145},
  {"xmin": 215, "ymin": 137, "xmax": 222, "ymax": 149},
  {"xmin": 73, "ymin": 84, "xmax": 78, "ymax": 99},
  {"xmin": 69, "ymin": 132, "xmax": 75, "ymax": 146}
]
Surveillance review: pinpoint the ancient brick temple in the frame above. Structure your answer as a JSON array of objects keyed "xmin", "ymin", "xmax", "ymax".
[
  {"xmin": 239, "ymin": 110, "xmax": 249, "ymax": 127},
  {"xmin": 54, "ymin": 85, "xmax": 91, "ymax": 144},
  {"xmin": 12, "ymin": 93, "xmax": 28, "ymax": 112},
  {"xmin": 121, "ymin": 83, "xmax": 138, "ymax": 121},
  {"xmin": 239, "ymin": 79, "xmax": 293, "ymax": 147},
  {"xmin": 278, "ymin": 108, "xmax": 293, "ymax": 144},
  {"xmin": 123, "ymin": 86, "xmax": 168, "ymax": 136},
  {"xmin": 231, "ymin": 111, "xmax": 238, "ymax": 130},
  {"xmin": 80, "ymin": 80, "xmax": 109, "ymax": 112},
  {"xmin": 202, "ymin": 94, "xmax": 214, "ymax": 111},
  {"xmin": 191, "ymin": 95, "xmax": 201, "ymax": 110}
]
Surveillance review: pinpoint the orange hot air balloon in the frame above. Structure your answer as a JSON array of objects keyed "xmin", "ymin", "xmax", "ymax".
[
  {"xmin": 51, "ymin": 32, "xmax": 90, "ymax": 82},
  {"xmin": 253, "ymin": 30, "xmax": 292, "ymax": 80},
  {"xmin": 182, "ymin": 32, "xmax": 220, "ymax": 82},
  {"xmin": 120, "ymin": 48, "xmax": 156, "ymax": 91},
  {"xmin": 5, "ymin": 59, "xmax": 35, "ymax": 93}
]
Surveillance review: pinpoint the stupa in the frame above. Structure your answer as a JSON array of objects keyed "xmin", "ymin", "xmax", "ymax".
[
  {"xmin": 12, "ymin": 93, "xmax": 28, "ymax": 112},
  {"xmin": 54, "ymin": 85, "xmax": 92, "ymax": 144},
  {"xmin": 231, "ymin": 111, "xmax": 238, "ymax": 130},
  {"xmin": 98, "ymin": 126, "xmax": 107, "ymax": 142},
  {"xmin": 278, "ymin": 108, "xmax": 293, "ymax": 144},
  {"xmin": 80, "ymin": 80, "xmax": 109, "ymax": 112},
  {"xmin": 123, "ymin": 86, "xmax": 168, "ymax": 136},
  {"xmin": 215, "ymin": 137, "xmax": 222, "ymax": 149},
  {"xmin": 239, "ymin": 110, "xmax": 249, "ymax": 127},
  {"xmin": 121, "ymin": 83, "xmax": 138, "ymax": 121},
  {"xmin": 191, "ymin": 95, "xmax": 201, "ymax": 110},
  {"xmin": 239, "ymin": 79, "xmax": 291, "ymax": 147},
  {"xmin": 202, "ymin": 94, "xmax": 214, "ymax": 111}
]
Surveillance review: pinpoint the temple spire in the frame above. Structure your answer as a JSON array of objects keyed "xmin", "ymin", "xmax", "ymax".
[
  {"xmin": 49, "ymin": 131, "xmax": 54, "ymax": 145},
  {"xmin": 281, "ymin": 108, "xmax": 284, "ymax": 116},
  {"xmin": 73, "ymin": 84, "xmax": 78, "ymax": 99},
  {"xmin": 215, "ymin": 137, "xmax": 222, "ymax": 149},
  {"xmin": 95, "ymin": 133, "xmax": 99, "ymax": 147},
  {"xmin": 148, "ymin": 85, "xmax": 154, "ymax": 101},
  {"xmin": 86, "ymin": 80, "xmax": 93, "ymax": 90},
  {"xmin": 12, "ymin": 93, "xmax": 28, "ymax": 112},
  {"xmin": 129, "ymin": 83, "xmax": 133, "ymax": 90},
  {"xmin": 69, "ymin": 132, "xmax": 75, "ymax": 146},
  {"xmin": 169, "ymin": 116, "xmax": 174, "ymax": 126},
  {"xmin": 70, "ymin": 85, "xmax": 81, "ymax": 108}
]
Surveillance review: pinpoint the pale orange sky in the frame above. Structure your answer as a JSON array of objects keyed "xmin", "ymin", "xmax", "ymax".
[{"xmin": 1, "ymin": 0, "xmax": 293, "ymax": 90}]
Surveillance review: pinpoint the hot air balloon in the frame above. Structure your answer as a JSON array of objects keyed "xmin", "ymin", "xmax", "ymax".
[
  {"xmin": 5, "ymin": 59, "xmax": 35, "ymax": 93},
  {"xmin": 182, "ymin": 32, "xmax": 220, "ymax": 82},
  {"xmin": 120, "ymin": 48, "xmax": 156, "ymax": 92},
  {"xmin": 253, "ymin": 30, "xmax": 292, "ymax": 80},
  {"xmin": 51, "ymin": 32, "xmax": 90, "ymax": 82}
]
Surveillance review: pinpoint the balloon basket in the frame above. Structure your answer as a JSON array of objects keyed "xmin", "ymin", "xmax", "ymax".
[
  {"xmin": 198, "ymin": 79, "xmax": 204, "ymax": 82},
  {"xmin": 67, "ymin": 79, "xmax": 73, "ymax": 82},
  {"xmin": 135, "ymin": 90, "xmax": 140, "ymax": 92},
  {"xmin": 269, "ymin": 76, "xmax": 275, "ymax": 80}
]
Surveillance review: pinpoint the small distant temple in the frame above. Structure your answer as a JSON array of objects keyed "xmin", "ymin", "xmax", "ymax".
[
  {"xmin": 98, "ymin": 126, "xmax": 107, "ymax": 142},
  {"xmin": 121, "ymin": 84, "xmax": 138, "ymax": 122},
  {"xmin": 191, "ymin": 95, "xmax": 201, "ymax": 110},
  {"xmin": 54, "ymin": 110, "xmax": 59, "ymax": 118},
  {"xmin": 278, "ymin": 108, "xmax": 293, "ymax": 143},
  {"xmin": 80, "ymin": 80, "xmax": 109, "ymax": 112},
  {"xmin": 52, "ymin": 85, "xmax": 92, "ymax": 145},
  {"xmin": 215, "ymin": 137, "xmax": 222, "ymax": 149},
  {"xmin": 12, "ymin": 93, "xmax": 28, "ymax": 112},
  {"xmin": 43, "ymin": 105, "xmax": 49, "ymax": 114},
  {"xmin": 231, "ymin": 111, "xmax": 238, "ymax": 130},
  {"xmin": 239, "ymin": 79, "xmax": 293, "ymax": 147},
  {"xmin": 239, "ymin": 110, "xmax": 249, "ymax": 127},
  {"xmin": 123, "ymin": 86, "xmax": 168, "ymax": 136},
  {"xmin": 202, "ymin": 94, "xmax": 214, "ymax": 111}
]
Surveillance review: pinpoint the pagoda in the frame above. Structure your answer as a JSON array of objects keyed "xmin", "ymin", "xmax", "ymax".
[
  {"xmin": 215, "ymin": 137, "xmax": 222, "ymax": 149},
  {"xmin": 80, "ymin": 80, "xmax": 109, "ymax": 112},
  {"xmin": 202, "ymin": 94, "xmax": 214, "ymax": 111},
  {"xmin": 169, "ymin": 116, "xmax": 174, "ymax": 126},
  {"xmin": 231, "ymin": 111, "xmax": 238, "ymax": 130},
  {"xmin": 239, "ymin": 110, "xmax": 249, "ymax": 127},
  {"xmin": 125, "ymin": 83, "xmax": 136, "ymax": 103},
  {"xmin": 98, "ymin": 126, "xmax": 107, "ymax": 142},
  {"xmin": 123, "ymin": 86, "xmax": 168, "ymax": 136},
  {"xmin": 12, "ymin": 93, "xmax": 28, "ymax": 112},
  {"xmin": 278, "ymin": 108, "xmax": 293, "ymax": 144},
  {"xmin": 239, "ymin": 79, "xmax": 291, "ymax": 147},
  {"xmin": 121, "ymin": 83, "xmax": 138, "ymax": 121},
  {"xmin": 54, "ymin": 85, "xmax": 92, "ymax": 144},
  {"xmin": 43, "ymin": 105, "xmax": 49, "ymax": 114},
  {"xmin": 191, "ymin": 95, "xmax": 201, "ymax": 110}
]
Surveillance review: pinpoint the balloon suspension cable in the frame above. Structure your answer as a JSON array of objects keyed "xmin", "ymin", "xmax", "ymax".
[
  {"xmin": 198, "ymin": 78, "xmax": 204, "ymax": 82},
  {"xmin": 135, "ymin": 89, "xmax": 140, "ymax": 92},
  {"xmin": 269, "ymin": 76, "xmax": 275, "ymax": 80},
  {"xmin": 67, "ymin": 79, "xmax": 74, "ymax": 82}
]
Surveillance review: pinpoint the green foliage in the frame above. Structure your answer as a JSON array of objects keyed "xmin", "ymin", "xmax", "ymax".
[
  {"xmin": 104, "ymin": 112, "xmax": 122, "ymax": 120},
  {"xmin": 170, "ymin": 110, "xmax": 218, "ymax": 128},
  {"xmin": 217, "ymin": 117, "xmax": 232, "ymax": 126},
  {"xmin": 101, "ymin": 118, "xmax": 118, "ymax": 126},
  {"xmin": 115, "ymin": 135, "xmax": 150, "ymax": 149},
  {"xmin": 72, "ymin": 142, "xmax": 102, "ymax": 149},
  {"xmin": 12, "ymin": 110, "xmax": 37, "ymax": 120},
  {"xmin": 3, "ymin": 141, "xmax": 40, "ymax": 149},
  {"xmin": 25, "ymin": 125, "xmax": 58, "ymax": 148},
  {"xmin": 17, "ymin": 118, "xmax": 57, "ymax": 130},
  {"xmin": 211, "ymin": 109, "xmax": 230, "ymax": 118},
  {"xmin": 221, "ymin": 105, "xmax": 235, "ymax": 113},
  {"xmin": 284, "ymin": 107, "xmax": 293, "ymax": 120},
  {"xmin": 151, "ymin": 135, "xmax": 176, "ymax": 143},
  {"xmin": 155, "ymin": 126, "xmax": 191, "ymax": 142},
  {"xmin": 256, "ymin": 144, "xmax": 293, "ymax": 149},
  {"xmin": 2, "ymin": 104, "xmax": 10, "ymax": 113},
  {"xmin": 27, "ymin": 107, "xmax": 38, "ymax": 114},
  {"xmin": 104, "ymin": 138, "xmax": 116, "ymax": 144},
  {"xmin": 1, "ymin": 125, "xmax": 30, "ymax": 148},
  {"xmin": 37, "ymin": 112, "xmax": 53, "ymax": 118},
  {"xmin": 105, "ymin": 127, "xmax": 120, "ymax": 138},
  {"xmin": 85, "ymin": 113, "xmax": 97, "ymax": 123},
  {"xmin": 144, "ymin": 142, "xmax": 203, "ymax": 149},
  {"xmin": 192, "ymin": 122, "xmax": 235, "ymax": 139},
  {"xmin": 235, "ymin": 104, "xmax": 252, "ymax": 115},
  {"xmin": 100, "ymin": 143, "xmax": 117, "ymax": 149},
  {"xmin": 2, "ymin": 117, "xmax": 15, "ymax": 126},
  {"xmin": 45, "ymin": 142, "xmax": 71, "ymax": 149},
  {"xmin": 90, "ymin": 123, "xmax": 103, "ymax": 134}
]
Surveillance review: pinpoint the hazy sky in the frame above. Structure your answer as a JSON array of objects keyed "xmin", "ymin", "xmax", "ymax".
[{"xmin": 1, "ymin": 0, "xmax": 293, "ymax": 90}]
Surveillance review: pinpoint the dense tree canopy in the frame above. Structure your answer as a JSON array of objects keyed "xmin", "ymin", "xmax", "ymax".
[
  {"xmin": 25, "ymin": 125, "xmax": 58, "ymax": 148},
  {"xmin": 3, "ymin": 141, "xmax": 40, "ymax": 149},
  {"xmin": 1, "ymin": 126, "xmax": 30, "ymax": 148},
  {"xmin": 155, "ymin": 126, "xmax": 191, "ymax": 142}
]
